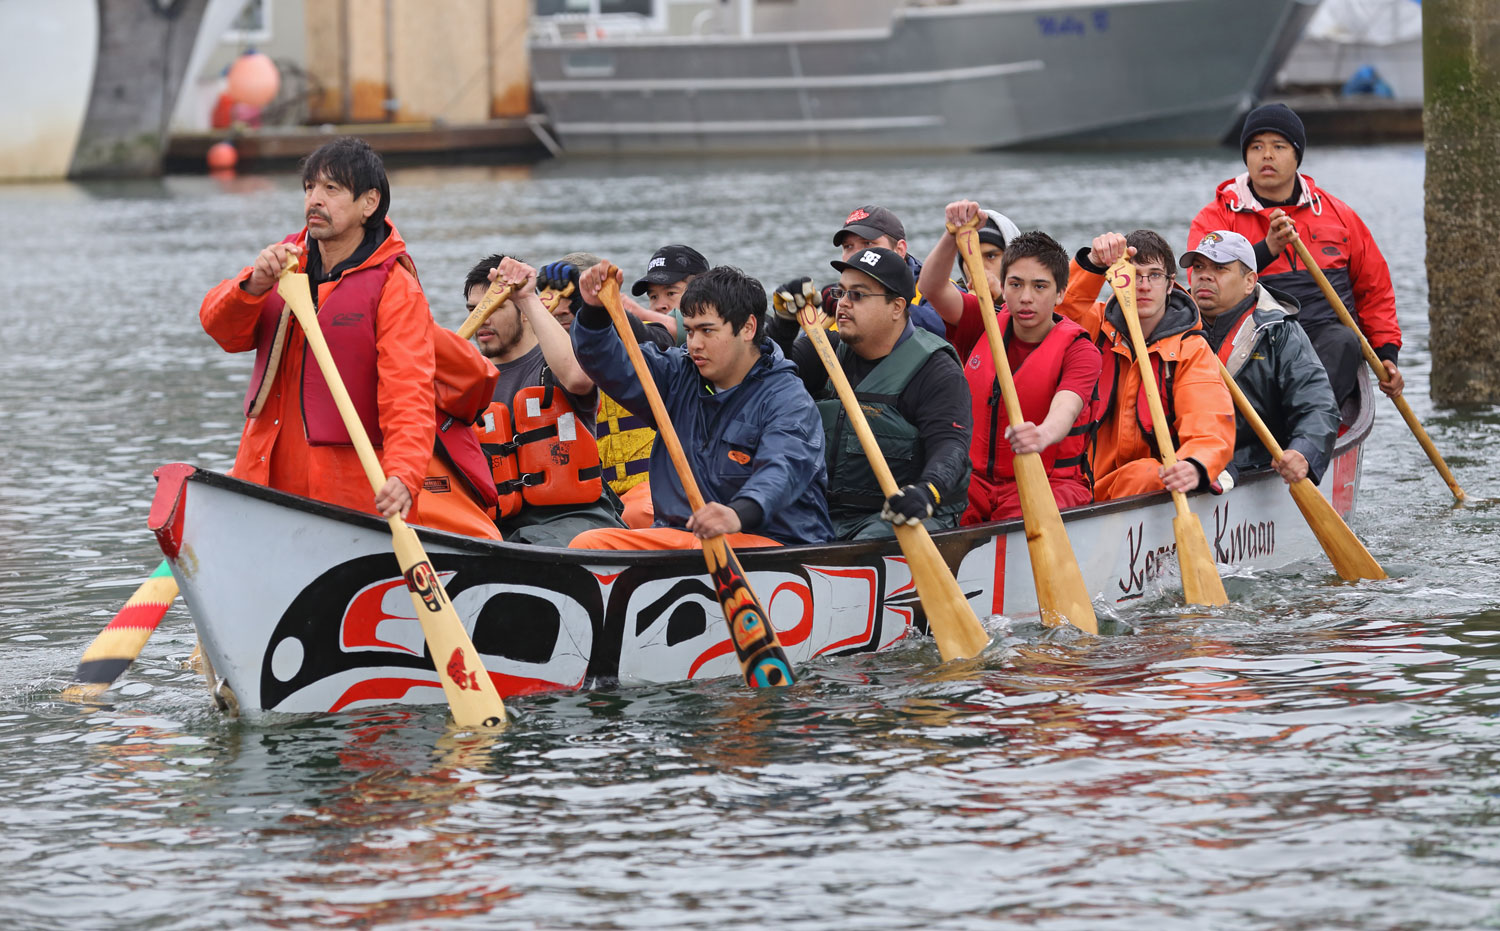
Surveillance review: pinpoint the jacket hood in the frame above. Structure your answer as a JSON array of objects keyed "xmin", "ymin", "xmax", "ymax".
[
  {"xmin": 1256, "ymin": 282, "xmax": 1301, "ymax": 319},
  {"xmin": 293, "ymin": 219, "xmax": 412, "ymax": 280},
  {"xmin": 1216, "ymin": 172, "xmax": 1325, "ymax": 217},
  {"xmin": 1102, "ymin": 284, "xmax": 1202, "ymax": 349}
]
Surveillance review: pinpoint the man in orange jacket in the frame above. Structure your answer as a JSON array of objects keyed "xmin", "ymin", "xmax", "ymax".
[
  {"xmin": 199, "ymin": 137, "xmax": 499, "ymax": 538},
  {"xmin": 1059, "ymin": 229, "xmax": 1235, "ymax": 501}
]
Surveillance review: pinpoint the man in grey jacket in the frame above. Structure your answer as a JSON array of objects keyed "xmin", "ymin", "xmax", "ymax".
[{"xmin": 1182, "ymin": 230, "xmax": 1340, "ymax": 485}]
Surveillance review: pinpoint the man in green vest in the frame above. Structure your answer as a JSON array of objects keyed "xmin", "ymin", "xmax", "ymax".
[{"xmin": 774, "ymin": 247, "xmax": 972, "ymax": 540}]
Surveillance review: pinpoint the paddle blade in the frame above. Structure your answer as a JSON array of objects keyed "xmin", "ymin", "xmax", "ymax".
[
  {"xmin": 893, "ymin": 523, "xmax": 991, "ymax": 658},
  {"xmin": 389, "ymin": 523, "xmax": 508, "ymax": 728},
  {"xmin": 701, "ymin": 535, "xmax": 795, "ymax": 687},
  {"xmin": 1172, "ymin": 510, "xmax": 1229, "ymax": 606},
  {"xmin": 63, "ymin": 561, "xmax": 179, "ymax": 699},
  {"xmin": 1013, "ymin": 454, "xmax": 1099, "ymax": 634},
  {"xmin": 1288, "ymin": 479, "xmax": 1387, "ymax": 581}
]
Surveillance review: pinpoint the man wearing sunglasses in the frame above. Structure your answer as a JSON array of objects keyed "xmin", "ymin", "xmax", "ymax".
[
  {"xmin": 1060, "ymin": 230, "xmax": 1236, "ymax": 501},
  {"xmin": 777, "ymin": 247, "xmax": 972, "ymax": 540}
]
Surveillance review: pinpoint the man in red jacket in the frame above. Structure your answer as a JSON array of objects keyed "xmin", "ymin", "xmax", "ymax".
[
  {"xmin": 1189, "ymin": 103, "xmax": 1404, "ymax": 414},
  {"xmin": 199, "ymin": 137, "xmax": 499, "ymax": 538}
]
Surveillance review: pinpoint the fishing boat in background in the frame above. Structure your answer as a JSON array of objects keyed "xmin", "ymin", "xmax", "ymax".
[
  {"xmin": 528, "ymin": 0, "xmax": 1323, "ymax": 155},
  {"xmin": 150, "ymin": 371, "xmax": 1372, "ymax": 717}
]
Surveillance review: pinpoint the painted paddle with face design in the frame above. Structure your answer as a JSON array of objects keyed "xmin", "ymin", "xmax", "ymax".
[
  {"xmin": 276, "ymin": 261, "xmax": 507, "ymax": 728},
  {"xmin": 1107, "ymin": 258, "xmax": 1229, "ymax": 607},
  {"xmin": 596, "ymin": 269, "xmax": 795, "ymax": 688},
  {"xmin": 950, "ymin": 217, "xmax": 1099, "ymax": 634}
]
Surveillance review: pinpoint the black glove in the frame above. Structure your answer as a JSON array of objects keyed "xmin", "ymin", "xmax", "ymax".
[
  {"xmin": 538, "ymin": 261, "xmax": 585, "ymax": 311},
  {"xmin": 880, "ymin": 483, "xmax": 938, "ymax": 526},
  {"xmin": 772, "ymin": 276, "xmax": 820, "ymax": 322}
]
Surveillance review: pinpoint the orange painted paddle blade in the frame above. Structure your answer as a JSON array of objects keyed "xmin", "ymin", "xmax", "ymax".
[
  {"xmin": 701, "ymin": 535, "xmax": 795, "ymax": 687},
  {"xmin": 63, "ymin": 561, "xmax": 179, "ymax": 699},
  {"xmin": 1288, "ymin": 480, "xmax": 1387, "ymax": 581},
  {"xmin": 1173, "ymin": 510, "xmax": 1229, "ymax": 606}
]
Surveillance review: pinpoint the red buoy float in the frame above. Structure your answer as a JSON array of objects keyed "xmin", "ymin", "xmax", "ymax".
[
  {"xmin": 226, "ymin": 52, "xmax": 280, "ymax": 109},
  {"xmin": 206, "ymin": 141, "xmax": 238, "ymax": 171}
]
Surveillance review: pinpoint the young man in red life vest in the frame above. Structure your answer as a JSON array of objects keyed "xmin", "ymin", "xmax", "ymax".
[
  {"xmin": 199, "ymin": 137, "xmax": 499, "ymax": 538},
  {"xmin": 1190, "ymin": 103, "xmax": 1405, "ymax": 416},
  {"xmin": 1059, "ymin": 230, "xmax": 1236, "ymax": 501},
  {"xmin": 918, "ymin": 203, "xmax": 1103, "ymax": 523},
  {"xmin": 1182, "ymin": 230, "xmax": 1339, "ymax": 486},
  {"xmin": 467, "ymin": 254, "xmax": 626, "ymax": 547}
]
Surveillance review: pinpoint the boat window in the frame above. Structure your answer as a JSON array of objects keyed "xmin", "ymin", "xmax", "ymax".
[{"xmin": 535, "ymin": 0, "xmax": 654, "ymax": 17}]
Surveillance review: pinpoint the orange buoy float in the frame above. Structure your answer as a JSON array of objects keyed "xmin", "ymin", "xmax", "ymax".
[
  {"xmin": 226, "ymin": 52, "xmax": 280, "ymax": 109},
  {"xmin": 206, "ymin": 141, "xmax": 238, "ymax": 171}
]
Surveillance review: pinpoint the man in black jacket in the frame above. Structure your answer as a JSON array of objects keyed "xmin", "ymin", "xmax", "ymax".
[{"xmin": 1183, "ymin": 230, "xmax": 1340, "ymax": 486}]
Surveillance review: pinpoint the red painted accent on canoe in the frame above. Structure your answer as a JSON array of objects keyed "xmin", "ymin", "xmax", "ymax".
[
  {"xmin": 991, "ymin": 535, "xmax": 1007, "ymax": 617},
  {"xmin": 329, "ymin": 668, "xmax": 585, "ymax": 711},
  {"xmin": 813, "ymin": 566, "xmax": 878, "ymax": 656},
  {"xmin": 149, "ymin": 463, "xmax": 196, "ymax": 559},
  {"xmin": 1331, "ymin": 446, "xmax": 1357, "ymax": 517},
  {"xmin": 768, "ymin": 580, "xmax": 814, "ymax": 647},
  {"xmin": 342, "ymin": 577, "xmax": 424, "ymax": 655}
]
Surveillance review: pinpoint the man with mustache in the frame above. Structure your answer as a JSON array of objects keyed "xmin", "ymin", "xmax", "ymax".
[
  {"xmin": 775, "ymin": 246, "xmax": 973, "ymax": 539},
  {"xmin": 1181, "ymin": 230, "xmax": 1339, "ymax": 485},
  {"xmin": 200, "ymin": 137, "xmax": 499, "ymax": 537}
]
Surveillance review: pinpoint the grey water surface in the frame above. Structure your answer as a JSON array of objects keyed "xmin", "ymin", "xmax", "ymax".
[{"xmin": 2, "ymin": 146, "xmax": 1499, "ymax": 930}]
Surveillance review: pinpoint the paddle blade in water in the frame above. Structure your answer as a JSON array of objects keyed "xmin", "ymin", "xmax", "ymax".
[
  {"xmin": 702, "ymin": 535, "xmax": 795, "ymax": 688},
  {"xmin": 64, "ymin": 561, "xmax": 179, "ymax": 699},
  {"xmin": 893, "ymin": 522, "xmax": 992, "ymax": 656},
  {"xmin": 1288, "ymin": 480, "xmax": 1387, "ymax": 581},
  {"xmin": 1173, "ymin": 510, "xmax": 1229, "ymax": 606}
]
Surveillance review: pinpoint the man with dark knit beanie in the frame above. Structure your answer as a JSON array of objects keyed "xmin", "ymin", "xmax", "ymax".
[{"xmin": 1189, "ymin": 103, "xmax": 1404, "ymax": 419}]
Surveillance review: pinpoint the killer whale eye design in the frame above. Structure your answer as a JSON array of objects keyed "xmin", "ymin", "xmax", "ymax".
[{"xmin": 259, "ymin": 554, "xmax": 602, "ymax": 713}]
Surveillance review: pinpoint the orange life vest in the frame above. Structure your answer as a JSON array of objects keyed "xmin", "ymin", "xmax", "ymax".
[{"xmin": 474, "ymin": 373, "xmax": 603, "ymax": 519}]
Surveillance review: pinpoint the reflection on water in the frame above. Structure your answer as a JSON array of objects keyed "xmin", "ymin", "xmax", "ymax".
[{"xmin": 3, "ymin": 146, "xmax": 1500, "ymax": 929}]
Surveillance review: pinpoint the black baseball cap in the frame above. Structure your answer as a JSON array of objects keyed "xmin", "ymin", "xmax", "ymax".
[
  {"xmin": 833, "ymin": 205, "xmax": 905, "ymax": 247},
  {"xmin": 631, "ymin": 244, "xmax": 709, "ymax": 296},
  {"xmin": 830, "ymin": 247, "xmax": 915, "ymax": 303}
]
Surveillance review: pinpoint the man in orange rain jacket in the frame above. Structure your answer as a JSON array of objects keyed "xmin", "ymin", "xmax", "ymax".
[
  {"xmin": 1059, "ymin": 229, "xmax": 1235, "ymax": 501},
  {"xmin": 199, "ymin": 137, "xmax": 500, "ymax": 538}
]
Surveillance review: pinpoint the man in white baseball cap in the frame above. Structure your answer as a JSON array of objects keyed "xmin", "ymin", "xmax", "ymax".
[{"xmin": 1182, "ymin": 229, "xmax": 1339, "ymax": 486}]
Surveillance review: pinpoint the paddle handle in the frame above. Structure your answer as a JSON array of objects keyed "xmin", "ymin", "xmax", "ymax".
[
  {"xmin": 797, "ymin": 312, "xmax": 900, "ymax": 497},
  {"xmin": 540, "ymin": 282, "xmax": 576, "ymax": 315},
  {"xmin": 456, "ymin": 280, "xmax": 518, "ymax": 341},
  {"xmin": 1290, "ymin": 237, "xmax": 1465, "ymax": 501},
  {"xmin": 952, "ymin": 224, "xmax": 1027, "ymax": 428},
  {"xmin": 1217, "ymin": 360, "xmax": 1288, "ymax": 463},
  {"xmin": 1107, "ymin": 260, "xmax": 1192, "ymax": 518},
  {"xmin": 598, "ymin": 275, "xmax": 708, "ymax": 512}
]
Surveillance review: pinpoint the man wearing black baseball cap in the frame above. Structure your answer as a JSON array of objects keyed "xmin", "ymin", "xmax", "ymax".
[
  {"xmin": 1190, "ymin": 102, "xmax": 1405, "ymax": 417},
  {"xmin": 778, "ymin": 245, "xmax": 972, "ymax": 540},
  {"xmin": 1181, "ymin": 230, "xmax": 1339, "ymax": 488},
  {"xmin": 632, "ymin": 243, "xmax": 709, "ymax": 347}
]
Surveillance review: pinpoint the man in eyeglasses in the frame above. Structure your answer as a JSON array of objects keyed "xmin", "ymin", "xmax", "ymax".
[
  {"xmin": 919, "ymin": 207, "xmax": 1102, "ymax": 523},
  {"xmin": 776, "ymin": 246, "xmax": 972, "ymax": 540},
  {"xmin": 1059, "ymin": 230, "xmax": 1236, "ymax": 501},
  {"xmin": 1182, "ymin": 230, "xmax": 1339, "ymax": 486}
]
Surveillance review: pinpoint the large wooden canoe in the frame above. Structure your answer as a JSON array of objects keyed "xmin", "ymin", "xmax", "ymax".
[{"xmin": 153, "ymin": 382, "xmax": 1372, "ymax": 716}]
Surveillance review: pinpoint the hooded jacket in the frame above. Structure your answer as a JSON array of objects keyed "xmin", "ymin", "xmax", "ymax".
[
  {"xmin": 1206, "ymin": 283, "xmax": 1340, "ymax": 484},
  {"xmin": 200, "ymin": 222, "xmax": 440, "ymax": 519},
  {"xmin": 1190, "ymin": 172, "xmax": 1401, "ymax": 365},
  {"xmin": 1060, "ymin": 260, "xmax": 1235, "ymax": 489},
  {"xmin": 571, "ymin": 305, "xmax": 834, "ymax": 545}
]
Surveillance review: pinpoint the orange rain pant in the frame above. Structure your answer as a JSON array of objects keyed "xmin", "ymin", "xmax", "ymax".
[
  {"xmin": 619, "ymin": 481, "xmax": 655, "ymax": 530},
  {"xmin": 568, "ymin": 527, "xmax": 781, "ymax": 551},
  {"xmin": 1093, "ymin": 459, "xmax": 1169, "ymax": 501}
]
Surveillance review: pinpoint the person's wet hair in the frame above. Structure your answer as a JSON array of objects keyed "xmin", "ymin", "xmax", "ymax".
[
  {"xmin": 1125, "ymin": 229, "xmax": 1176, "ymax": 280},
  {"xmin": 681, "ymin": 266, "xmax": 766, "ymax": 338},
  {"xmin": 300, "ymin": 137, "xmax": 390, "ymax": 230},
  {"xmin": 999, "ymin": 231, "xmax": 1070, "ymax": 291}
]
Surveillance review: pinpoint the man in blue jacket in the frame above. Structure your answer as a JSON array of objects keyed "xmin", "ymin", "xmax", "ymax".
[{"xmin": 567, "ymin": 262, "xmax": 834, "ymax": 549}]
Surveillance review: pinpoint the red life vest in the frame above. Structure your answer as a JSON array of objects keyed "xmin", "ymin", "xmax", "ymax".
[
  {"xmin": 965, "ymin": 311, "xmax": 1094, "ymax": 483},
  {"xmin": 242, "ymin": 232, "xmax": 498, "ymax": 511},
  {"xmin": 1093, "ymin": 335, "xmax": 1180, "ymax": 453},
  {"xmin": 474, "ymin": 372, "xmax": 603, "ymax": 520}
]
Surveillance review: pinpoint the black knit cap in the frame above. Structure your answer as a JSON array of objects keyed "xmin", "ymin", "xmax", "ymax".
[{"xmin": 1240, "ymin": 103, "xmax": 1306, "ymax": 166}]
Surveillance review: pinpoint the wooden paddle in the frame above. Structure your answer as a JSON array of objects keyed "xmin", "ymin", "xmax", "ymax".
[
  {"xmin": 1289, "ymin": 237, "xmax": 1465, "ymax": 502},
  {"xmin": 596, "ymin": 269, "xmax": 795, "ymax": 687},
  {"xmin": 791, "ymin": 290, "xmax": 990, "ymax": 660},
  {"xmin": 62, "ymin": 560, "xmax": 179, "ymax": 699},
  {"xmin": 1106, "ymin": 258, "xmax": 1229, "ymax": 607},
  {"xmin": 277, "ymin": 263, "xmax": 507, "ymax": 728},
  {"xmin": 949, "ymin": 220, "xmax": 1099, "ymax": 633},
  {"xmin": 455, "ymin": 278, "xmax": 518, "ymax": 341},
  {"xmin": 1217, "ymin": 361, "xmax": 1386, "ymax": 581}
]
